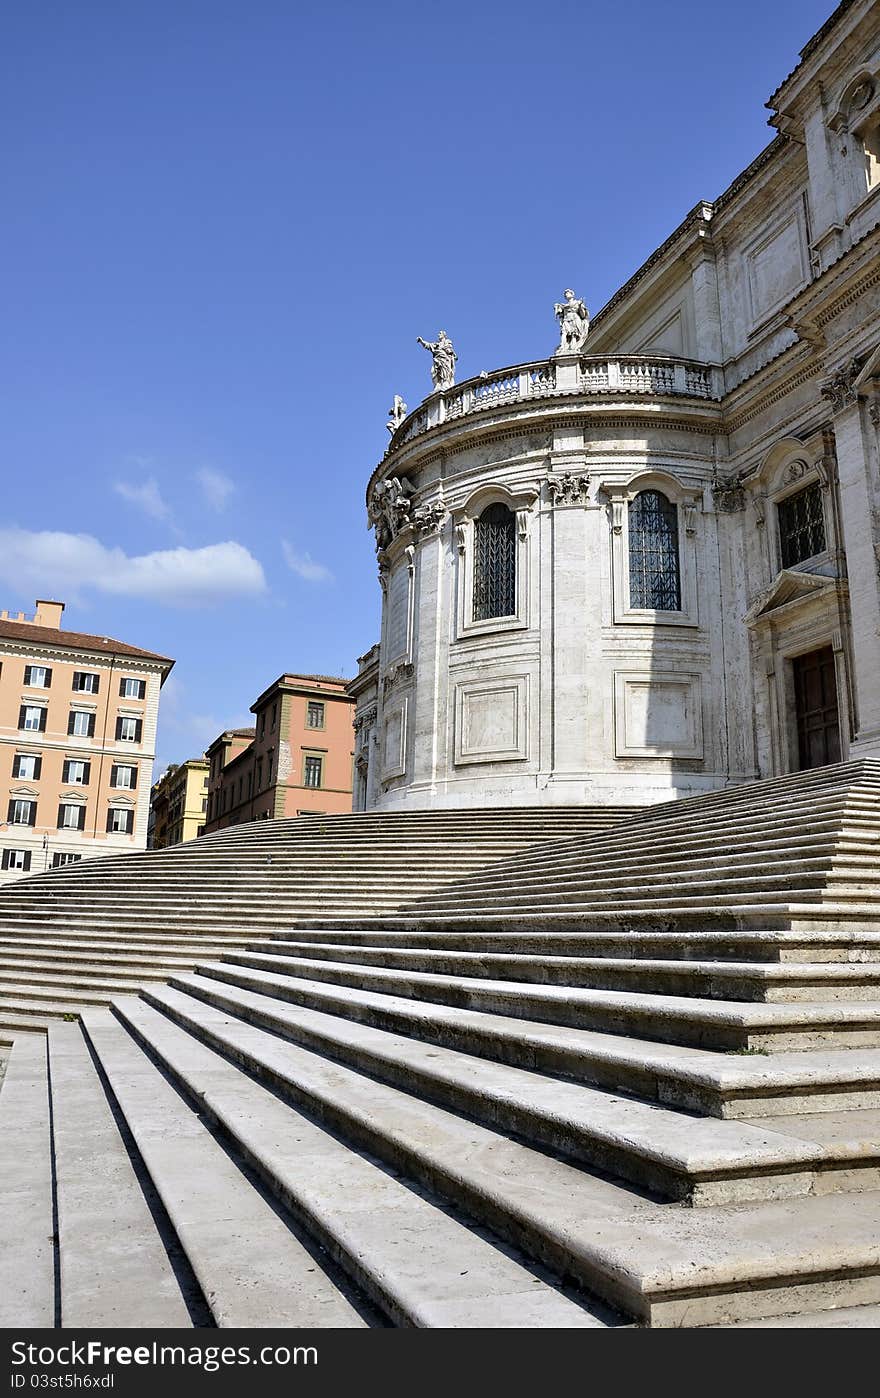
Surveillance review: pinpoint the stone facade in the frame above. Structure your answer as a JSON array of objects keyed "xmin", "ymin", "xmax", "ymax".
[{"xmin": 354, "ymin": 0, "xmax": 880, "ymax": 811}]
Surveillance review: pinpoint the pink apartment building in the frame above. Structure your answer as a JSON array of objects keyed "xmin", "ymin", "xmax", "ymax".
[
  {"xmin": 0, "ymin": 599, "xmax": 174, "ymax": 882},
  {"xmin": 204, "ymin": 673, "xmax": 354, "ymax": 830}
]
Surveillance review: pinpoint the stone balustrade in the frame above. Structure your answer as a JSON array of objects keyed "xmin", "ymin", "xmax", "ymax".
[{"xmin": 391, "ymin": 354, "xmax": 721, "ymax": 451}]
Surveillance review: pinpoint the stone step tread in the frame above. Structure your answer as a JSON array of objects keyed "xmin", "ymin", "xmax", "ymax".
[
  {"xmin": 0, "ymin": 1035, "xmax": 54, "ymax": 1325},
  {"xmin": 216, "ymin": 952, "xmax": 880, "ymax": 1028},
  {"xmin": 175, "ymin": 969, "xmax": 880, "ymax": 1095},
  {"xmin": 80, "ymin": 1011, "xmax": 371, "ymax": 1328},
  {"xmin": 111, "ymin": 991, "xmax": 880, "ymax": 1326},
  {"xmin": 143, "ymin": 982, "xmax": 880, "ymax": 1197},
  {"xmin": 0, "ymin": 978, "xmax": 157, "ymax": 1001},
  {"xmin": 715, "ymin": 1303, "xmax": 880, "ymax": 1327},
  {"xmin": 109, "ymin": 996, "xmax": 614, "ymax": 1328},
  {"xmin": 0, "ymin": 962, "xmax": 196, "ymax": 983},
  {"xmin": 48, "ymin": 1022, "xmax": 192, "ymax": 1327},
  {"xmin": 252, "ymin": 942, "xmax": 880, "ymax": 983},
  {"xmin": 0, "ymin": 1015, "xmax": 51, "ymax": 1040}
]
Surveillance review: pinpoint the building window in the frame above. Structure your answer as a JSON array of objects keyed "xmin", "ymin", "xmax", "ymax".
[
  {"xmin": 628, "ymin": 490, "xmax": 681, "ymax": 611},
  {"xmin": 201, "ymin": 797, "xmax": 207, "ymax": 812},
  {"xmin": 111, "ymin": 764, "xmax": 137, "ymax": 790},
  {"xmin": 473, "ymin": 503, "xmax": 516, "ymax": 621},
  {"xmin": 303, "ymin": 755, "xmax": 323, "ymax": 788},
  {"xmin": 116, "ymin": 716, "xmax": 142, "ymax": 742},
  {"xmin": 307, "ymin": 701, "xmax": 325, "ymax": 729},
  {"xmin": 119, "ymin": 677, "xmax": 146, "ymax": 700},
  {"xmin": 62, "ymin": 759, "xmax": 90, "ymax": 785},
  {"xmin": 69, "ymin": 710, "xmax": 97, "ymax": 738},
  {"xmin": 24, "ymin": 664, "xmax": 52, "ymax": 688},
  {"xmin": 12, "ymin": 753, "xmax": 41, "ymax": 780},
  {"xmin": 271, "ymin": 702, "xmax": 277, "ymax": 730},
  {"xmin": 2, "ymin": 849, "xmax": 31, "ymax": 872},
  {"xmin": 107, "ymin": 807, "xmax": 134, "ymax": 834},
  {"xmin": 778, "ymin": 483, "xmax": 826, "ymax": 568},
  {"xmin": 72, "ymin": 671, "xmax": 99, "ymax": 694},
  {"xmin": 57, "ymin": 803, "xmax": 86, "ymax": 831},
  {"xmin": 19, "ymin": 705, "xmax": 47, "ymax": 733},
  {"xmin": 7, "ymin": 798, "xmax": 36, "ymax": 826},
  {"xmin": 52, "ymin": 852, "xmax": 82, "ymax": 868},
  {"xmin": 255, "ymin": 759, "xmax": 263, "ymax": 789}
]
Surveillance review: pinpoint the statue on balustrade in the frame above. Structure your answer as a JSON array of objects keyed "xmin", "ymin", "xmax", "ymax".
[
  {"xmin": 386, "ymin": 394, "xmax": 408, "ymax": 435},
  {"xmin": 554, "ymin": 289, "xmax": 590, "ymax": 354},
  {"xmin": 417, "ymin": 330, "xmax": 458, "ymax": 390}
]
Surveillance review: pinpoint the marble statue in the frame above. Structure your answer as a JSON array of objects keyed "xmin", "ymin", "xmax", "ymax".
[
  {"xmin": 417, "ymin": 330, "xmax": 458, "ymax": 390},
  {"xmin": 554, "ymin": 289, "xmax": 590, "ymax": 354},
  {"xmin": 386, "ymin": 394, "xmax": 408, "ymax": 435}
]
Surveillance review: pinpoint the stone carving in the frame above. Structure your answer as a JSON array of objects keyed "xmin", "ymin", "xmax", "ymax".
[
  {"xmin": 417, "ymin": 330, "xmax": 458, "ymax": 391},
  {"xmin": 382, "ymin": 661, "xmax": 414, "ymax": 696},
  {"xmin": 386, "ymin": 395, "xmax": 407, "ymax": 436},
  {"xmin": 712, "ymin": 478, "xmax": 746, "ymax": 513},
  {"xmin": 353, "ymin": 705, "xmax": 378, "ymax": 736},
  {"xmin": 682, "ymin": 504, "xmax": 698, "ymax": 537},
  {"xmin": 412, "ymin": 501, "xmax": 447, "ymax": 537},
  {"xmin": 821, "ymin": 358, "xmax": 863, "ymax": 413},
  {"xmin": 455, "ymin": 522, "xmax": 467, "ymax": 553},
  {"xmin": 752, "ymin": 495, "xmax": 766, "ymax": 529},
  {"xmin": 546, "ymin": 473, "xmax": 591, "ymax": 506},
  {"xmin": 553, "ymin": 289, "xmax": 590, "ymax": 355},
  {"xmin": 368, "ymin": 475, "xmax": 414, "ymax": 549}
]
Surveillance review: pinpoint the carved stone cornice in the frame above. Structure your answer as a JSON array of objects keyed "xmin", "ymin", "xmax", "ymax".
[
  {"xmin": 411, "ymin": 501, "xmax": 447, "ymax": 537},
  {"xmin": 546, "ymin": 473, "xmax": 590, "ymax": 506},
  {"xmin": 353, "ymin": 704, "xmax": 378, "ymax": 735},
  {"xmin": 368, "ymin": 475, "xmax": 414, "ymax": 551},
  {"xmin": 382, "ymin": 662, "xmax": 414, "ymax": 696},
  {"xmin": 821, "ymin": 357, "xmax": 864, "ymax": 414}
]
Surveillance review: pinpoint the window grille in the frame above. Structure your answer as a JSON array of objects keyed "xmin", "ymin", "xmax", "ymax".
[
  {"xmin": 307, "ymin": 701, "xmax": 325, "ymax": 728},
  {"xmin": 304, "ymin": 755, "xmax": 323, "ymax": 788},
  {"xmin": 628, "ymin": 491, "xmax": 681, "ymax": 611},
  {"xmin": 473, "ymin": 503, "xmax": 516, "ymax": 621},
  {"xmin": 778, "ymin": 484, "xmax": 826, "ymax": 568}
]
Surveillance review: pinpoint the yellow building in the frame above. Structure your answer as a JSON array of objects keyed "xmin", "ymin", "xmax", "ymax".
[{"xmin": 149, "ymin": 757, "xmax": 209, "ymax": 849}]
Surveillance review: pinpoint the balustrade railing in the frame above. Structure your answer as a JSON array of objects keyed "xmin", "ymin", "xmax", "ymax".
[{"xmin": 389, "ymin": 354, "xmax": 720, "ymax": 452}]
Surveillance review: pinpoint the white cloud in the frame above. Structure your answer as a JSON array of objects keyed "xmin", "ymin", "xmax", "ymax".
[
  {"xmin": 282, "ymin": 539, "xmax": 333, "ymax": 584},
  {"xmin": 157, "ymin": 675, "xmax": 253, "ymax": 762},
  {"xmin": 113, "ymin": 477, "xmax": 172, "ymax": 522},
  {"xmin": 0, "ymin": 529, "xmax": 267, "ymax": 607},
  {"xmin": 196, "ymin": 467, "xmax": 235, "ymax": 512}
]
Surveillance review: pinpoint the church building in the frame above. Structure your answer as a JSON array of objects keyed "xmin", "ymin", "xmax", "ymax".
[{"xmin": 352, "ymin": 0, "xmax": 880, "ymax": 811}]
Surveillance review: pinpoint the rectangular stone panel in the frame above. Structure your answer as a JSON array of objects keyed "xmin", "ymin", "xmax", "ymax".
[
  {"xmin": 382, "ymin": 701, "xmax": 407, "ymax": 779},
  {"xmin": 746, "ymin": 215, "xmax": 807, "ymax": 325},
  {"xmin": 613, "ymin": 671, "xmax": 704, "ymax": 759},
  {"xmin": 454, "ymin": 676, "xmax": 529, "ymax": 765},
  {"xmin": 385, "ymin": 565, "xmax": 411, "ymax": 663}
]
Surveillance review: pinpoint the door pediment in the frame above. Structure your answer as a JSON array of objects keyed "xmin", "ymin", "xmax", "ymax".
[{"xmin": 745, "ymin": 569, "xmax": 844, "ymax": 627}]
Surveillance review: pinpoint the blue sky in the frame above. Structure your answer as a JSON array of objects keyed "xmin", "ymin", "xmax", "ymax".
[{"xmin": 1, "ymin": 0, "xmax": 833, "ymax": 769}]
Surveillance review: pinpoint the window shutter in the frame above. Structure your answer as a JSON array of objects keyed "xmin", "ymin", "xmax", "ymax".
[
  {"xmin": 106, "ymin": 809, "xmax": 114, "ymax": 833},
  {"xmin": 135, "ymin": 719, "xmax": 143, "ymax": 742},
  {"xmin": 129, "ymin": 767, "xmax": 137, "ymax": 790},
  {"xmin": 33, "ymin": 756, "xmax": 42, "ymax": 780},
  {"xmin": 44, "ymin": 668, "xmax": 52, "ymax": 688},
  {"xmin": 6, "ymin": 800, "xmax": 13, "ymax": 823},
  {"xmin": 78, "ymin": 806, "xmax": 86, "ymax": 831},
  {"xmin": 1, "ymin": 851, "xmax": 8, "ymax": 871},
  {"xmin": 119, "ymin": 678, "xmax": 126, "ymax": 697},
  {"xmin": 57, "ymin": 804, "xmax": 65, "ymax": 829},
  {"xmin": 82, "ymin": 761, "xmax": 90, "ymax": 785},
  {"xmin": 27, "ymin": 803, "xmax": 36, "ymax": 827},
  {"xmin": 23, "ymin": 667, "xmax": 32, "ymax": 685},
  {"xmin": 18, "ymin": 706, "xmax": 27, "ymax": 729},
  {"xmin": 39, "ymin": 709, "xmax": 47, "ymax": 732},
  {"xmin": 23, "ymin": 851, "xmax": 31, "ymax": 871},
  {"xmin": 115, "ymin": 717, "xmax": 123, "ymax": 740},
  {"xmin": 68, "ymin": 712, "xmax": 76, "ymax": 736},
  {"xmin": 110, "ymin": 765, "xmax": 118, "ymax": 787}
]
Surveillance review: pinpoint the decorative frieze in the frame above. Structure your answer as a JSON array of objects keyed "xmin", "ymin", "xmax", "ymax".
[
  {"xmin": 382, "ymin": 662, "xmax": 414, "ymax": 696},
  {"xmin": 412, "ymin": 501, "xmax": 447, "ymax": 537}
]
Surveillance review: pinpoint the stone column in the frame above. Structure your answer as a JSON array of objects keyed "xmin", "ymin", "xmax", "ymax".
[{"xmin": 824, "ymin": 371, "xmax": 880, "ymax": 756}]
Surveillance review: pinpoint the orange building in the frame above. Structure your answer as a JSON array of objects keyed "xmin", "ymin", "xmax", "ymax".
[
  {"xmin": 0, "ymin": 599, "xmax": 174, "ymax": 882},
  {"xmin": 204, "ymin": 674, "xmax": 354, "ymax": 831}
]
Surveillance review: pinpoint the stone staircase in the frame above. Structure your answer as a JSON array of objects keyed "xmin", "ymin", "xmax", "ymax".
[{"xmin": 2, "ymin": 761, "xmax": 880, "ymax": 1328}]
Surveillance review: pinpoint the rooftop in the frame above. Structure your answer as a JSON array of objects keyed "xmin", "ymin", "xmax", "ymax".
[{"xmin": 0, "ymin": 616, "xmax": 174, "ymax": 669}]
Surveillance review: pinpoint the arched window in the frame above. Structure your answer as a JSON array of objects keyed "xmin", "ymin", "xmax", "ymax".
[
  {"xmin": 473, "ymin": 502, "xmax": 516, "ymax": 621},
  {"xmin": 629, "ymin": 490, "xmax": 681, "ymax": 611}
]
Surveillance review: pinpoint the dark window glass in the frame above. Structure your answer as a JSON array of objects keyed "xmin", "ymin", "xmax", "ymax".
[
  {"xmin": 303, "ymin": 755, "xmax": 322, "ymax": 788},
  {"xmin": 473, "ymin": 503, "xmax": 516, "ymax": 621},
  {"xmin": 307, "ymin": 701, "xmax": 325, "ymax": 728},
  {"xmin": 778, "ymin": 484, "xmax": 826, "ymax": 568},
  {"xmin": 628, "ymin": 490, "xmax": 681, "ymax": 611}
]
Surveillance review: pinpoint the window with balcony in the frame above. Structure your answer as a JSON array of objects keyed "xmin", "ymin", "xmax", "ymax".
[
  {"xmin": 473, "ymin": 503, "xmax": 516, "ymax": 621},
  {"xmin": 23, "ymin": 665, "xmax": 51, "ymax": 688},
  {"xmin": 628, "ymin": 490, "xmax": 681, "ymax": 611},
  {"xmin": 307, "ymin": 701, "xmax": 325, "ymax": 729},
  {"xmin": 111, "ymin": 764, "xmax": 137, "ymax": 790},
  {"xmin": 19, "ymin": 705, "xmax": 47, "ymax": 733},
  {"xmin": 778, "ymin": 483, "xmax": 826, "ymax": 568},
  {"xmin": 2, "ymin": 849, "xmax": 31, "ymax": 871},
  {"xmin": 62, "ymin": 759, "xmax": 90, "ymax": 785},
  {"xmin": 107, "ymin": 807, "xmax": 134, "ymax": 834},
  {"xmin": 68, "ymin": 710, "xmax": 96, "ymax": 738},
  {"xmin": 12, "ymin": 753, "xmax": 41, "ymax": 780},
  {"xmin": 116, "ymin": 716, "xmax": 142, "ymax": 743},
  {"xmin": 303, "ymin": 755, "xmax": 323, "ymax": 788},
  {"xmin": 72, "ymin": 671, "xmax": 100, "ymax": 694},
  {"xmin": 119, "ymin": 677, "xmax": 146, "ymax": 699}
]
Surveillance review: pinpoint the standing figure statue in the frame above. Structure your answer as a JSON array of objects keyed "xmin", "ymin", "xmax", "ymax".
[
  {"xmin": 417, "ymin": 329, "xmax": 458, "ymax": 390},
  {"xmin": 554, "ymin": 289, "xmax": 590, "ymax": 355},
  {"xmin": 386, "ymin": 394, "xmax": 408, "ymax": 435}
]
